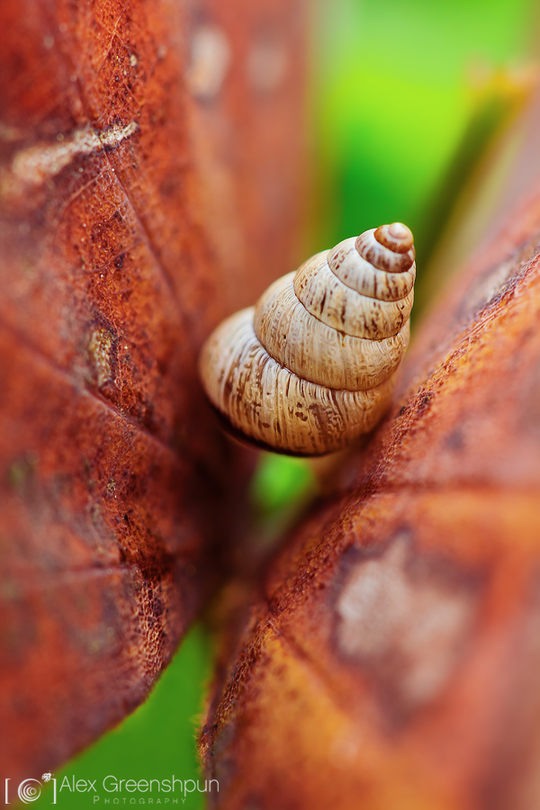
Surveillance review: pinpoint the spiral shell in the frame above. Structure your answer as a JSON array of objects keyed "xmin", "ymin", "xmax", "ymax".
[{"xmin": 199, "ymin": 223, "xmax": 416, "ymax": 455}]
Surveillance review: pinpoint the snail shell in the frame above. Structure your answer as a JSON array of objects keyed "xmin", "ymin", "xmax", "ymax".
[{"xmin": 199, "ymin": 223, "xmax": 416, "ymax": 456}]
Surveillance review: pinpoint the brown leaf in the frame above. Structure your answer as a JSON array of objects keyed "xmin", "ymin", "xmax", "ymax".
[
  {"xmin": 200, "ymin": 186, "xmax": 540, "ymax": 809},
  {"xmin": 0, "ymin": 0, "xmax": 305, "ymax": 781}
]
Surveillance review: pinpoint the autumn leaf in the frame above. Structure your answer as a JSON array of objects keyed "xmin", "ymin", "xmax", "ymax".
[
  {"xmin": 0, "ymin": 0, "xmax": 305, "ymax": 782},
  {"xmin": 200, "ymin": 183, "xmax": 540, "ymax": 809}
]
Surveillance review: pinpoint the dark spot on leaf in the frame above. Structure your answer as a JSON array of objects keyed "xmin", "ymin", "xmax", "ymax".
[{"xmin": 415, "ymin": 390, "xmax": 433, "ymax": 416}]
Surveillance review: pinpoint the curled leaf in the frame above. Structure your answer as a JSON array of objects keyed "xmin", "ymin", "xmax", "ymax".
[
  {"xmin": 201, "ymin": 187, "xmax": 540, "ymax": 809},
  {"xmin": 0, "ymin": 0, "xmax": 305, "ymax": 781}
]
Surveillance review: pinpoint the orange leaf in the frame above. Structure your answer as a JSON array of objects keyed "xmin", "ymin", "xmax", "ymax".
[
  {"xmin": 0, "ymin": 0, "xmax": 305, "ymax": 781},
  {"xmin": 200, "ymin": 186, "xmax": 540, "ymax": 808}
]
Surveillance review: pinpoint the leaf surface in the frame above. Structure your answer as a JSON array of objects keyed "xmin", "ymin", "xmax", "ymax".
[
  {"xmin": 201, "ymin": 184, "xmax": 540, "ymax": 809},
  {"xmin": 0, "ymin": 0, "xmax": 305, "ymax": 780}
]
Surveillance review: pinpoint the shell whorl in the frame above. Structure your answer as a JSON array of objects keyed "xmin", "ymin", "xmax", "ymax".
[{"xmin": 199, "ymin": 223, "xmax": 416, "ymax": 456}]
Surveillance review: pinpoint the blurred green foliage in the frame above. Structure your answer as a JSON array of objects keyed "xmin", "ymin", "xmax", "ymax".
[
  {"xmin": 44, "ymin": 2, "xmax": 534, "ymax": 806},
  {"xmin": 251, "ymin": 454, "xmax": 316, "ymax": 515},
  {"xmin": 312, "ymin": 0, "xmax": 534, "ymax": 256}
]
